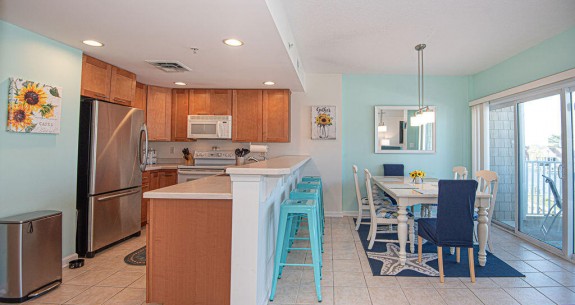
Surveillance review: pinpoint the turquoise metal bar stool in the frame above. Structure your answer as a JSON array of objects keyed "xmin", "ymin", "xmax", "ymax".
[
  {"xmin": 270, "ymin": 199, "xmax": 322, "ymax": 302},
  {"xmin": 290, "ymin": 188, "xmax": 323, "ymax": 249},
  {"xmin": 297, "ymin": 181, "xmax": 324, "ymax": 233}
]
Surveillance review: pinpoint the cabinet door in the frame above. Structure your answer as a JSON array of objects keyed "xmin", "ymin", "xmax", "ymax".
[
  {"xmin": 147, "ymin": 86, "xmax": 172, "ymax": 141},
  {"xmin": 81, "ymin": 55, "xmax": 112, "ymax": 100},
  {"xmin": 110, "ymin": 66, "xmax": 136, "ymax": 105},
  {"xmin": 150, "ymin": 171, "xmax": 160, "ymax": 190},
  {"xmin": 210, "ymin": 90, "xmax": 232, "ymax": 115},
  {"xmin": 133, "ymin": 82, "xmax": 147, "ymax": 121},
  {"xmin": 159, "ymin": 170, "xmax": 177, "ymax": 188},
  {"xmin": 263, "ymin": 90, "xmax": 290, "ymax": 142},
  {"xmin": 171, "ymin": 89, "xmax": 190, "ymax": 141},
  {"xmin": 232, "ymin": 90, "xmax": 263, "ymax": 142},
  {"xmin": 189, "ymin": 89, "xmax": 210, "ymax": 115},
  {"xmin": 141, "ymin": 172, "xmax": 150, "ymax": 226}
]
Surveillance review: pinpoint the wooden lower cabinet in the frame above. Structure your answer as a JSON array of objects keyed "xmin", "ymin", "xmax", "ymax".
[
  {"xmin": 141, "ymin": 169, "xmax": 177, "ymax": 226},
  {"xmin": 147, "ymin": 198, "xmax": 232, "ymax": 305}
]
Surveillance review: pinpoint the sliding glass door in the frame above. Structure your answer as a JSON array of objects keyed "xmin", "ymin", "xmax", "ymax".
[
  {"xmin": 485, "ymin": 81, "xmax": 575, "ymax": 257},
  {"xmin": 517, "ymin": 93, "xmax": 563, "ymax": 249}
]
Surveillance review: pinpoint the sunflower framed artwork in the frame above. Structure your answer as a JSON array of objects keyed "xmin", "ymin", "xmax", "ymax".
[
  {"xmin": 311, "ymin": 105, "xmax": 336, "ymax": 140},
  {"xmin": 6, "ymin": 78, "xmax": 62, "ymax": 134}
]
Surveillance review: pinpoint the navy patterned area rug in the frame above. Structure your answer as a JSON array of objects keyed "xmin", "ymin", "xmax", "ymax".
[
  {"xmin": 124, "ymin": 246, "xmax": 146, "ymax": 266},
  {"xmin": 355, "ymin": 222, "xmax": 524, "ymax": 277}
]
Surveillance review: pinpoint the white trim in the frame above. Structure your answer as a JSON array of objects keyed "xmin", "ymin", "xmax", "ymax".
[
  {"xmin": 324, "ymin": 211, "xmax": 344, "ymax": 218},
  {"xmin": 469, "ymin": 68, "xmax": 575, "ymax": 106},
  {"xmin": 341, "ymin": 211, "xmax": 360, "ymax": 217},
  {"xmin": 62, "ymin": 253, "xmax": 79, "ymax": 268}
]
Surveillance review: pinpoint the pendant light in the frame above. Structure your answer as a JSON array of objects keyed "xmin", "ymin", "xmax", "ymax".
[
  {"xmin": 411, "ymin": 43, "xmax": 435, "ymax": 126},
  {"xmin": 377, "ymin": 110, "xmax": 387, "ymax": 132}
]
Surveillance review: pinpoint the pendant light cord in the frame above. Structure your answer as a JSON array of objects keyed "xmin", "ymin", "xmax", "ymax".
[{"xmin": 418, "ymin": 48, "xmax": 421, "ymax": 111}]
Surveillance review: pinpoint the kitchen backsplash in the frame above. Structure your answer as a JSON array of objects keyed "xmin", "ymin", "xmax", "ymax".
[{"xmin": 151, "ymin": 141, "xmax": 259, "ymax": 163}]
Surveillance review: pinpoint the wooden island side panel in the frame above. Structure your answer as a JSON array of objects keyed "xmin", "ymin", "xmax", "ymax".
[{"xmin": 147, "ymin": 198, "xmax": 232, "ymax": 305}]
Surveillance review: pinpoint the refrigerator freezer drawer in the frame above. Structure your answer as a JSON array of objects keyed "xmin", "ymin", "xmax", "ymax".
[{"xmin": 88, "ymin": 187, "xmax": 141, "ymax": 253}]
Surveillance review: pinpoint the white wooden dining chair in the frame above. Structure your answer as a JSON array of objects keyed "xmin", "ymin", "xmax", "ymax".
[
  {"xmin": 453, "ymin": 166, "xmax": 468, "ymax": 179},
  {"xmin": 365, "ymin": 169, "xmax": 415, "ymax": 251},
  {"xmin": 353, "ymin": 165, "xmax": 391, "ymax": 230},
  {"xmin": 475, "ymin": 170, "xmax": 499, "ymax": 252}
]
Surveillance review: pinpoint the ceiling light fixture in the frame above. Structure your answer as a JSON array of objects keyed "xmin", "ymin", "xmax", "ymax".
[
  {"xmin": 410, "ymin": 43, "xmax": 435, "ymax": 126},
  {"xmin": 377, "ymin": 110, "xmax": 387, "ymax": 132},
  {"xmin": 174, "ymin": 82, "xmax": 187, "ymax": 86},
  {"xmin": 82, "ymin": 40, "xmax": 104, "ymax": 47},
  {"xmin": 263, "ymin": 81, "xmax": 275, "ymax": 86},
  {"xmin": 223, "ymin": 38, "xmax": 244, "ymax": 47}
]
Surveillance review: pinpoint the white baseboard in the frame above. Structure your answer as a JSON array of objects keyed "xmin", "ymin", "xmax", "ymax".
[
  {"xmin": 342, "ymin": 211, "xmax": 359, "ymax": 217},
  {"xmin": 324, "ymin": 211, "xmax": 343, "ymax": 217},
  {"xmin": 62, "ymin": 253, "xmax": 79, "ymax": 268}
]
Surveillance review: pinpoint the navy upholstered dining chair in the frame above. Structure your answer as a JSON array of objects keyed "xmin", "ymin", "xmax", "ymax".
[
  {"xmin": 383, "ymin": 164, "xmax": 404, "ymax": 177},
  {"xmin": 382, "ymin": 164, "xmax": 404, "ymax": 205},
  {"xmin": 417, "ymin": 180, "xmax": 479, "ymax": 283}
]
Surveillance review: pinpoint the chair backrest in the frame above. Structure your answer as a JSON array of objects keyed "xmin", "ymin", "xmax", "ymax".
[
  {"xmin": 364, "ymin": 169, "xmax": 378, "ymax": 219},
  {"xmin": 383, "ymin": 164, "xmax": 404, "ymax": 176},
  {"xmin": 475, "ymin": 170, "xmax": 499, "ymax": 224},
  {"xmin": 542, "ymin": 175, "xmax": 562, "ymax": 209},
  {"xmin": 436, "ymin": 180, "xmax": 479, "ymax": 247},
  {"xmin": 453, "ymin": 166, "xmax": 468, "ymax": 180},
  {"xmin": 353, "ymin": 165, "xmax": 364, "ymax": 206}
]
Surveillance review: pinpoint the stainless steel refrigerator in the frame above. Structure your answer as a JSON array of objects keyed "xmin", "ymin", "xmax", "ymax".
[{"xmin": 76, "ymin": 99, "xmax": 148, "ymax": 258}]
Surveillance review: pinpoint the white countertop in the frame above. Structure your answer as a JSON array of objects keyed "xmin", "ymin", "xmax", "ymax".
[
  {"xmin": 144, "ymin": 163, "xmax": 181, "ymax": 171},
  {"xmin": 226, "ymin": 155, "xmax": 310, "ymax": 175},
  {"xmin": 143, "ymin": 175, "xmax": 232, "ymax": 200}
]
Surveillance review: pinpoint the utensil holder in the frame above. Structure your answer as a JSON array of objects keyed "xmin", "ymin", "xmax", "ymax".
[{"xmin": 236, "ymin": 157, "xmax": 245, "ymax": 166}]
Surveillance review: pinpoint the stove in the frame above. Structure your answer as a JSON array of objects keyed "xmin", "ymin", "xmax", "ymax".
[{"xmin": 177, "ymin": 150, "xmax": 236, "ymax": 183}]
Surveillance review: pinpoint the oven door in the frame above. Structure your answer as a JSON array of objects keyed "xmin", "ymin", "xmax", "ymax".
[{"xmin": 177, "ymin": 169, "xmax": 225, "ymax": 183}]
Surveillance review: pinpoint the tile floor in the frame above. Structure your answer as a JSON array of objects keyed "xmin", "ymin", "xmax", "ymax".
[{"xmin": 2, "ymin": 217, "xmax": 575, "ymax": 305}]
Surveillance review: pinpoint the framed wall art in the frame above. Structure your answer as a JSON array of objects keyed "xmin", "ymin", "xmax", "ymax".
[{"xmin": 311, "ymin": 105, "xmax": 336, "ymax": 140}]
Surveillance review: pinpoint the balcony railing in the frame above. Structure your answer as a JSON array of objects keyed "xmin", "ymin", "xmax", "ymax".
[{"xmin": 523, "ymin": 160, "xmax": 562, "ymax": 216}]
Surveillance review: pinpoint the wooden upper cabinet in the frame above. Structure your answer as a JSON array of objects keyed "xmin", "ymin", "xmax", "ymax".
[
  {"xmin": 81, "ymin": 54, "xmax": 112, "ymax": 101},
  {"xmin": 263, "ymin": 90, "xmax": 290, "ymax": 143},
  {"xmin": 147, "ymin": 86, "xmax": 172, "ymax": 141},
  {"xmin": 189, "ymin": 89, "xmax": 210, "ymax": 115},
  {"xmin": 81, "ymin": 54, "xmax": 137, "ymax": 106},
  {"xmin": 133, "ymin": 82, "xmax": 147, "ymax": 121},
  {"xmin": 189, "ymin": 89, "xmax": 232, "ymax": 115},
  {"xmin": 209, "ymin": 90, "xmax": 232, "ymax": 115},
  {"xmin": 110, "ymin": 66, "xmax": 136, "ymax": 105},
  {"xmin": 171, "ymin": 89, "xmax": 190, "ymax": 141},
  {"xmin": 232, "ymin": 90, "xmax": 263, "ymax": 142}
]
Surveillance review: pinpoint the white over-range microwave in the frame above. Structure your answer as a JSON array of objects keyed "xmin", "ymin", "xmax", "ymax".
[{"xmin": 187, "ymin": 115, "xmax": 232, "ymax": 139}]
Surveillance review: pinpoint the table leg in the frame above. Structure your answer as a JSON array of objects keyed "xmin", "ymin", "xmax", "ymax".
[
  {"xmin": 397, "ymin": 206, "xmax": 408, "ymax": 265},
  {"xmin": 477, "ymin": 205, "xmax": 489, "ymax": 267},
  {"xmin": 409, "ymin": 220, "xmax": 415, "ymax": 254}
]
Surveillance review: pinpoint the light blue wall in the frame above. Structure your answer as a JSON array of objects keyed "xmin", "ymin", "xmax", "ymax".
[
  {"xmin": 342, "ymin": 75, "xmax": 470, "ymax": 212},
  {"xmin": 470, "ymin": 27, "xmax": 575, "ymax": 100},
  {"xmin": 0, "ymin": 21, "xmax": 83, "ymax": 257}
]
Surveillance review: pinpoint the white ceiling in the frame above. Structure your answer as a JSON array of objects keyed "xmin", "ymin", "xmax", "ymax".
[
  {"xmin": 281, "ymin": 0, "xmax": 575, "ymax": 75},
  {"xmin": 0, "ymin": 0, "xmax": 303, "ymax": 90},
  {"xmin": 1, "ymin": 0, "xmax": 574, "ymax": 92}
]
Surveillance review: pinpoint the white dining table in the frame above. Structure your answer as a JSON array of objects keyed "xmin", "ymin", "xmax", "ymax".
[{"xmin": 372, "ymin": 176, "xmax": 493, "ymax": 267}]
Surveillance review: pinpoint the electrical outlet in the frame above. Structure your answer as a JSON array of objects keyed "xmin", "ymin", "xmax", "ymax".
[{"xmin": 170, "ymin": 146, "xmax": 175, "ymax": 154}]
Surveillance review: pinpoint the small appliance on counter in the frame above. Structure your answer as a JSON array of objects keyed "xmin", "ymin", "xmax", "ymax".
[{"xmin": 177, "ymin": 150, "xmax": 236, "ymax": 183}]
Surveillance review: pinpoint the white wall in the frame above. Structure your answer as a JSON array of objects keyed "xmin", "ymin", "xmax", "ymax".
[{"xmin": 152, "ymin": 74, "xmax": 343, "ymax": 214}]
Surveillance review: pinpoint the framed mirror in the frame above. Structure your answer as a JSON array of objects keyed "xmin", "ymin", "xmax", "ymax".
[{"xmin": 374, "ymin": 106, "xmax": 436, "ymax": 154}]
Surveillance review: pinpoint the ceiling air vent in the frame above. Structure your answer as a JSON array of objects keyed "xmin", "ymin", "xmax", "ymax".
[{"xmin": 145, "ymin": 60, "xmax": 191, "ymax": 73}]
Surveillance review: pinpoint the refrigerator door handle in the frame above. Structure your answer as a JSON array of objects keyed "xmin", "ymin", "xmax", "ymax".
[
  {"xmin": 139, "ymin": 124, "xmax": 149, "ymax": 172},
  {"xmin": 97, "ymin": 189, "xmax": 141, "ymax": 201}
]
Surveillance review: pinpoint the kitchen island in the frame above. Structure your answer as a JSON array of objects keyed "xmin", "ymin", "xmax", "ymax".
[{"xmin": 143, "ymin": 155, "xmax": 310, "ymax": 305}]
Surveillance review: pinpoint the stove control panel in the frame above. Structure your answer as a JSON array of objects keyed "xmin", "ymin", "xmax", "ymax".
[{"xmin": 193, "ymin": 150, "xmax": 236, "ymax": 160}]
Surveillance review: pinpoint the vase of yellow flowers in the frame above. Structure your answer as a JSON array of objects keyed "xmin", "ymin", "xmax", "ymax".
[{"xmin": 410, "ymin": 170, "xmax": 425, "ymax": 184}]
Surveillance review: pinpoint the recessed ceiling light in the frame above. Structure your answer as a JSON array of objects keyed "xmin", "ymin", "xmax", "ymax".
[
  {"xmin": 174, "ymin": 82, "xmax": 187, "ymax": 86},
  {"xmin": 82, "ymin": 40, "xmax": 104, "ymax": 47},
  {"xmin": 263, "ymin": 81, "xmax": 275, "ymax": 86},
  {"xmin": 223, "ymin": 38, "xmax": 244, "ymax": 47}
]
